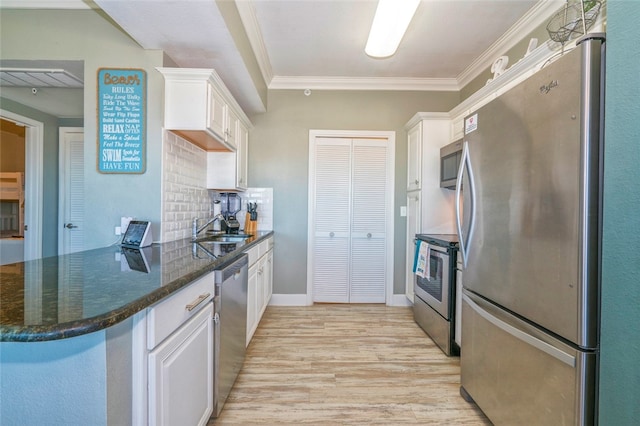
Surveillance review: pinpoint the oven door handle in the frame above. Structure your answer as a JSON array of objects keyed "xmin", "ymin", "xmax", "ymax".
[{"xmin": 455, "ymin": 141, "xmax": 476, "ymax": 268}]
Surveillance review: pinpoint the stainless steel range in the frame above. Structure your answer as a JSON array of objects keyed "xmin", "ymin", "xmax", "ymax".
[{"xmin": 413, "ymin": 234, "xmax": 459, "ymax": 356}]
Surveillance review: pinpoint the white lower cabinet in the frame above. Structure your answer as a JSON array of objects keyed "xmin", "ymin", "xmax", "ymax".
[
  {"xmin": 245, "ymin": 236, "xmax": 274, "ymax": 346},
  {"xmin": 264, "ymin": 249, "xmax": 273, "ymax": 310},
  {"xmin": 405, "ymin": 191, "xmax": 421, "ymax": 302},
  {"xmin": 148, "ymin": 304, "xmax": 213, "ymax": 426},
  {"xmin": 146, "ymin": 273, "xmax": 215, "ymax": 426},
  {"xmin": 246, "ymin": 261, "xmax": 258, "ymax": 347}
]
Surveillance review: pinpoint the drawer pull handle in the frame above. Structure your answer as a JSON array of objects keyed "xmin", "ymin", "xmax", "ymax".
[{"xmin": 186, "ymin": 293, "xmax": 211, "ymax": 312}]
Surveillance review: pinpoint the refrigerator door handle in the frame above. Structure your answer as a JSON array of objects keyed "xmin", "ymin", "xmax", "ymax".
[
  {"xmin": 456, "ymin": 141, "xmax": 476, "ymax": 267},
  {"xmin": 463, "ymin": 292, "xmax": 576, "ymax": 367}
]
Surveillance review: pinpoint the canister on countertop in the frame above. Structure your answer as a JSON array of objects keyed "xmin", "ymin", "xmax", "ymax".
[{"xmin": 212, "ymin": 200, "xmax": 222, "ymax": 231}]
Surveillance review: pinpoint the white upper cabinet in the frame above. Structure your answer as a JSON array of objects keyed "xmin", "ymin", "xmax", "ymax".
[
  {"xmin": 206, "ymin": 83, "xmax": 228, "ymax": 146},
  {"xmin": 157, "ymin": 68, "xmax": 251, "ymax": 153},
  {"xmin": 158, "ymin": 67, "xmax": 252, "ymax": 191},
  {"xmin": 206, "ymin": 120, "xmax": 249, "ymax": 191},
  {"xmin": 407, "ymin": 121, "xmax": 422, "ymax": 191}
]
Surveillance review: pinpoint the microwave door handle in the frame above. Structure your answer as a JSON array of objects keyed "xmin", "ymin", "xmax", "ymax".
[{"xmin": 456, "ymin": 141, "xmax": 476, "ymax": 268}]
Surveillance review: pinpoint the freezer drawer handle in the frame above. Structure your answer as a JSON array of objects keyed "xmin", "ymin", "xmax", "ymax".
[
  {"xmin": 463, "ymin": 293, "xmax": 576, "ymax": 367},
  {"xmin": 185, "ymin": 293, "xmax": 211, "ymax": 312}
]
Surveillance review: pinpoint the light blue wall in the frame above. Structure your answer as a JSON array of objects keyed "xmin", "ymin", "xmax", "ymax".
[
  {"xmin": 599, "ymin": 1, "xmax": 640, "ymax": 424},
  {"xmin": 0, "ymin": 97, "xmax": 60, "ymax": 257},
  {"xmin": 0, "ymin": 9, "xmax": 166, "ymax": 250},
  {"xmin": 0, "ymin": 331, "xmax": 108, "ymax": 425}
]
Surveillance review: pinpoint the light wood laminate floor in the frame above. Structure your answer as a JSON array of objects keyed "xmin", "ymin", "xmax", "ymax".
[{"xmin": 210, "ymin": 304, "xmax": 491, "ymax": 425}]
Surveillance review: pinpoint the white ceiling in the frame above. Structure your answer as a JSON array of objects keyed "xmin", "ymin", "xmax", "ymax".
[{"xmin": 2, "ymin": 0, "xmax": 565, "ymax": 116}]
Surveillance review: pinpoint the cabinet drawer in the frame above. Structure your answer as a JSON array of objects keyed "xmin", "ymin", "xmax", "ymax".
[
  {"xmin": 245, "ymin": 244, "xmax": 260, "ymax": 266},
  {"xmin": 258, "ymin": 239, "xmax": 269, "ymax": 258},
  {"xmin": 147, "ymin": 273, "xmax": 214, "ymax": 350}
]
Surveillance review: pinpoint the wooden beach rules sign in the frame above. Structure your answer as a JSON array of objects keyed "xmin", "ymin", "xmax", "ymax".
[{"xmin": 97, "ymin": 68, "xmax": 146, "ymax": 173}]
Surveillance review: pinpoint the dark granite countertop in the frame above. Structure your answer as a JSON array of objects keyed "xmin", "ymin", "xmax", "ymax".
[
  {"xmin": 416, "ymin": 233, "xmax": 460, "ymax": 248},
  {"xmin": 0, "ymin": 231, "xmax": 273, "ymax": 342}
]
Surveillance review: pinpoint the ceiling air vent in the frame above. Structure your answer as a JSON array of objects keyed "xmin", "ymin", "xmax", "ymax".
[{"xmin": 0, "ymin": 68, "xmax": 84, "ymax": 88}]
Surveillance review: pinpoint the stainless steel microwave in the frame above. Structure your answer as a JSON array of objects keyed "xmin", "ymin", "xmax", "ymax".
[{"xmin": 440, "ymin": 139, "xmax": 463, "ymax": 189}]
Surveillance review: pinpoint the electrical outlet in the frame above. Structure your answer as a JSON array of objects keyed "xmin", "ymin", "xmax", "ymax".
[{"xmin": 115, "ymin": 226, "xmax": 122, "ymax": 235}]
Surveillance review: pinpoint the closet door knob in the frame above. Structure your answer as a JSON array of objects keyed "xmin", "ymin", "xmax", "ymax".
[{"xmin": 329, "ymin": 232, "xmax": 335, "ymax": 238}]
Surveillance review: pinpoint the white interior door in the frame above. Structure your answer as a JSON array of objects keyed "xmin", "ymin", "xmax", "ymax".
[
  {"xmin": 308, "ymin": 133, "xmax": 394, "ymax": 304},
  {"xmin": 350, "ymin": 140, "xmax": 388, "ymax": 303},
  {"xmin": 311, "ymin": 138, "xmax": 351, "ymax": 302},
  {"xmin": 58, "ymin": 127, "xmax": 84, "ymax": 255}
]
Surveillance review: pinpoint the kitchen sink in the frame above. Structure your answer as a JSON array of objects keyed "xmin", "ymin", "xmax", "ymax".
[
  {"xmin": 209, "ymin": 236, "xmax": 249, "ymax": 243},
  {"xmin": 193, "ymin": 234, "xmax": 253, "ymax": 259},
  {"xmin": 197, "ymin": 234, "xmax": 253, "ymax": 243}
]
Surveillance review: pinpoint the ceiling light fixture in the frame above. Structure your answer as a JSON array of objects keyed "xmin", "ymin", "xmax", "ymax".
[{"xmin": 365, "ymin": 0, "xmax": 420, "ymax": 59}]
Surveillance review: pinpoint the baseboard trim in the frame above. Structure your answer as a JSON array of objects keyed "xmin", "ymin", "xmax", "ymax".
[
  {"xmin": 269, "ymin": 294, "xmax": 310, "ymax": 306},
  {"xmin": 269, "ymin": 294, "xmax": 413, "ymax": 307},
  {"xmin": 390, "ymin": 294, "xmax": 413, "ymax": 307}
]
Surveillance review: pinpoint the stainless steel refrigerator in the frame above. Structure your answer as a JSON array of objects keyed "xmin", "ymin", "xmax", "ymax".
[{"xmin": 456, "ymin": 34, "xmax": 605, "ymax": 425}]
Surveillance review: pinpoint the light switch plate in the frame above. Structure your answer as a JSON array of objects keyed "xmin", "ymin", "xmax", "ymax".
[{"xmin": 400, "ymin": 206, "xmax": 407, "ymax": 217}]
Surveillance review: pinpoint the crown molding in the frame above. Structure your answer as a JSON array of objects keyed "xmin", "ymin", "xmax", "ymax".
[
  {"xmin": 0, "ymin": 0, "xmax": 97, "ymax": 9},
  {"xmin": 405, "ymin": 112, "xmax": 450, "ymax": 130},
  {"xmin": 456, "ymin": 0, "xmax": 564, "ymax": 88},
  {"xmin": 235, "ymin": 0, "xmax": 274, "ymax": 86},
  {"xmin": 269, "ymin": 76, "xmax": 459, "ymax": 91}
]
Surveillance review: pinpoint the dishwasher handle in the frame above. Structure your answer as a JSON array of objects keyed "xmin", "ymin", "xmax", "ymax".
[{"xmin": 214, "ymin": 253, "xmax": 249, "ymax": 283}]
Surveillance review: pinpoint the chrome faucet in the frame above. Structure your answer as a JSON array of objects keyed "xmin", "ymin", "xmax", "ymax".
[{"xmin": 192, "ymin": 214, "xmax": 227, "ymax": 240}]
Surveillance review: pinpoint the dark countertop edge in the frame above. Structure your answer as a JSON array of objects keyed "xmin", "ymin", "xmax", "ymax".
[
  {"xmin": 0, "ymin": 231, "xmax": 274, "ymax": 343},
  {"xmin": 416, "ymin": 233, "xmax": 460, "ymax": 248}
]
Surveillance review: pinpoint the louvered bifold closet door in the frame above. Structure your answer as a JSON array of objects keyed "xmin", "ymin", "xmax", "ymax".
[
  {"xmin": 350, "ymin": 140, "xmax": 387, "ymax": 303},
  {"xmin": 312, "ymin": 138, "xmax": 352, "ymax": 302}
]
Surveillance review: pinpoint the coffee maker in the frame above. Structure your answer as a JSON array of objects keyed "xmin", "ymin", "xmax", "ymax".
[{"xmin": 219, "ymin": 193, "xmax": 241, "ymax": 234}]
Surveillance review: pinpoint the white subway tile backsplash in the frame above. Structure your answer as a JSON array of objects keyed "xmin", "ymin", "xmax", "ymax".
[
  {"xmin": 162, "ymin": 129, "xmax": 274, "ymax": 241},
  {"xmin": 235, "ymin": 188, "xmax": 274, "ymax": 232},
  {"xmin": 161, "ymin": 130, "xmax": 211, "ymax": 242}
]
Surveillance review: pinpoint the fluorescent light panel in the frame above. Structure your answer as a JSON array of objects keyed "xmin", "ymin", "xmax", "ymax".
[{"xmin": 365, "ymin": 0, "xmax": 420, "ymax": 58}]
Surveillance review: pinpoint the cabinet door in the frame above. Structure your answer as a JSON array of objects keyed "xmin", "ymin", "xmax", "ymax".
[
  {"xmin": 148, "ymin": 303, "xmax": 213, "ymax": 426},
  {"xmin": 350, "ymin": 140, "xmax": 388, "ymax": 303},
  {"xmin": 406, "ymin": 191, "xmax": 421, "ymax": 302},
  {"xmin": 246, "ymin": 262, "xmax": 258, "ymax": 346},
  {"xmin": 226, "ymin": 108, "xmax": 239, "ymax": 150},
  {"xmin": 266, "ymin": 249, "xmax": 273, "ymax": 305},
  {"xmin": 207, "ymin": 84, "xmax": 227, "ymax": 140},
  {"xmin": 235, "ymin": 122, "xmax": 248, "ymax": 190},
  {"xmin": 407, "ymin": 122, "xmax": 422, "ymax": 191},
  {"xmin": 257, "ymin": 255, "xmax": 267, "ymax": 317}
]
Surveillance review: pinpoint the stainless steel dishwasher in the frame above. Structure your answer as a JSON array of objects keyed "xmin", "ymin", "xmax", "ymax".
[{"xmin": 212, "ymin": 254, "xmax": 248, "ymax": 418}]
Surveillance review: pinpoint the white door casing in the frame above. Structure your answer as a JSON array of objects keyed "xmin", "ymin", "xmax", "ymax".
[
  {"xmin": 0, "ymin": 109, "xmax": 43, "ymax": 261},
  {"xmin": 307, "ymin": 130, "xmax": 395, "ymax": 305},
  {"xmin": 58, "ymin": 127, "xmax": 85, "ymax": 255}
]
